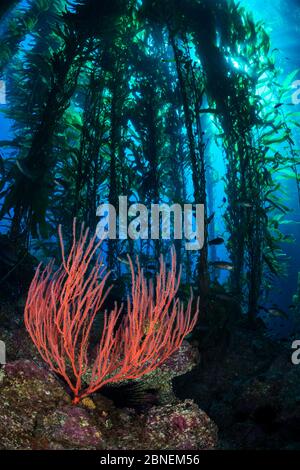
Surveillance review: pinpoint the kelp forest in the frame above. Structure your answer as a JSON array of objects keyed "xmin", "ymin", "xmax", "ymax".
[{"xmin": 0, "ymin": 0, "xmax": 300, "ymax": 452}]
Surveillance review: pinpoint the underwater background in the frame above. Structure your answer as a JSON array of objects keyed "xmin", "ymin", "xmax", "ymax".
[{"xmin": 0, "ymin": 0, "xmax": 300, "ymax": 451}]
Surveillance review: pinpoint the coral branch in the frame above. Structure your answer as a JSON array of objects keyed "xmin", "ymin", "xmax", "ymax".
[{"xmin": 24, "ymin": 220, "xmax": 199, "ymax": 404}]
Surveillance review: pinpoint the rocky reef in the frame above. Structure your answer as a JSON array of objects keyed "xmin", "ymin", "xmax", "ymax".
[
  {"xmin": 0, "ymin": 340, "xmax": 218, "ymax": 450},
  {"xmin": 3, "ymin": 302, "xmax": 300, "ymax": 450},
  {"xmin": 175, "ymin": 318, "xmax": 300, "ymax": 449}
]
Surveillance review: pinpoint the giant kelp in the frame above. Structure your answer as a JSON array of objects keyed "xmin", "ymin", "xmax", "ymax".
[{"xmin": 0, "ymin": 0, "xmax": 299, "ymax": 326}]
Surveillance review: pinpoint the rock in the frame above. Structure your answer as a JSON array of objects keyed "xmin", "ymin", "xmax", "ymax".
[
  {"xmin": 226, "ymin": 422, "xmax": 268, "ymax": 449},
  {"xmin": 0, "ymin": 355, "xmax": 217, "ymax": 450},
  {"xmin": 4, "ymin": 359, "xmax": 55, "ymax": 382},
  {"xmin": 0, "ymin": 360, "xmax": 69, "ymax": 450},
  {"xmin": 41, "ymin": 406, "xmax": 103, "ymax": 449},
  {"xmin": 234, "ymin": 379, "xmax": 281, "ymax": 419},
  {"xmin": 119, "ymin": 340, "xmax": 200, "ymax": 406},
  {"xmin": 0, "ymin": 326, "xmax": 37, "ymax": 361},
  {"xmin": 142, "ymin": 400, "xmax": 217, "ymax": 450},
  {"xmin": 160, "ymin": 340, "xmax": 200, "ymax": 377}
]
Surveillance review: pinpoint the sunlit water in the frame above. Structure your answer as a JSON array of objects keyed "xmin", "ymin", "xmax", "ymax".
[{"xmin": 0, "ymin": 0, "xmax": 299, "ymax": 337}]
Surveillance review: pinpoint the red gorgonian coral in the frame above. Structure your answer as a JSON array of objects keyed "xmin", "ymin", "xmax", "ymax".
[{"xmin": 24, "ymin": 220, "xmax": 199, "ymax": 404}]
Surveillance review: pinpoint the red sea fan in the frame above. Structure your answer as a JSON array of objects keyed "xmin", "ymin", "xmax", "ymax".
[{"xmin": 24, "ymin": 220, "xmax": 199, "ymax": 404}]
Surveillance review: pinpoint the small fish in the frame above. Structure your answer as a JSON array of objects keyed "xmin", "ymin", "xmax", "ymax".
[
  {"xmin": 267, "ymin": 308, "xmax": 289, "ymax": 319},
  {"xmin": 260, "ymin": 306, "xmax": 289, "ymax": 320},
  {"xmin": 218, "ymin": 197, "xmax": 227, "ymax": 209},
  {"xmin": 209, "ymin": 261, "xmax": 234, "ymax": 271},
  {"xmin": 117, "ymin": 256, "xmax": 131, "ymax": 266},
  {"xmin": 208, "ymin": 237, "xmax": 224, "ymax": 246},
  {"xmin": 274, "ymin": 103, "xmax": 283, "ymax": 109},
  {"xmin": 207, "ymin": 212, "xmax": 215, "ymax": 225},
  {"xmin": 237, "ymin": 201, "xmax": 252, "ymax": 208}
]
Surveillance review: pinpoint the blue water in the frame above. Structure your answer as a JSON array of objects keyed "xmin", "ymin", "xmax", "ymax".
[{"xmin": 0, "ymin": 0, "xmax": 299, "ymax": 335}]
